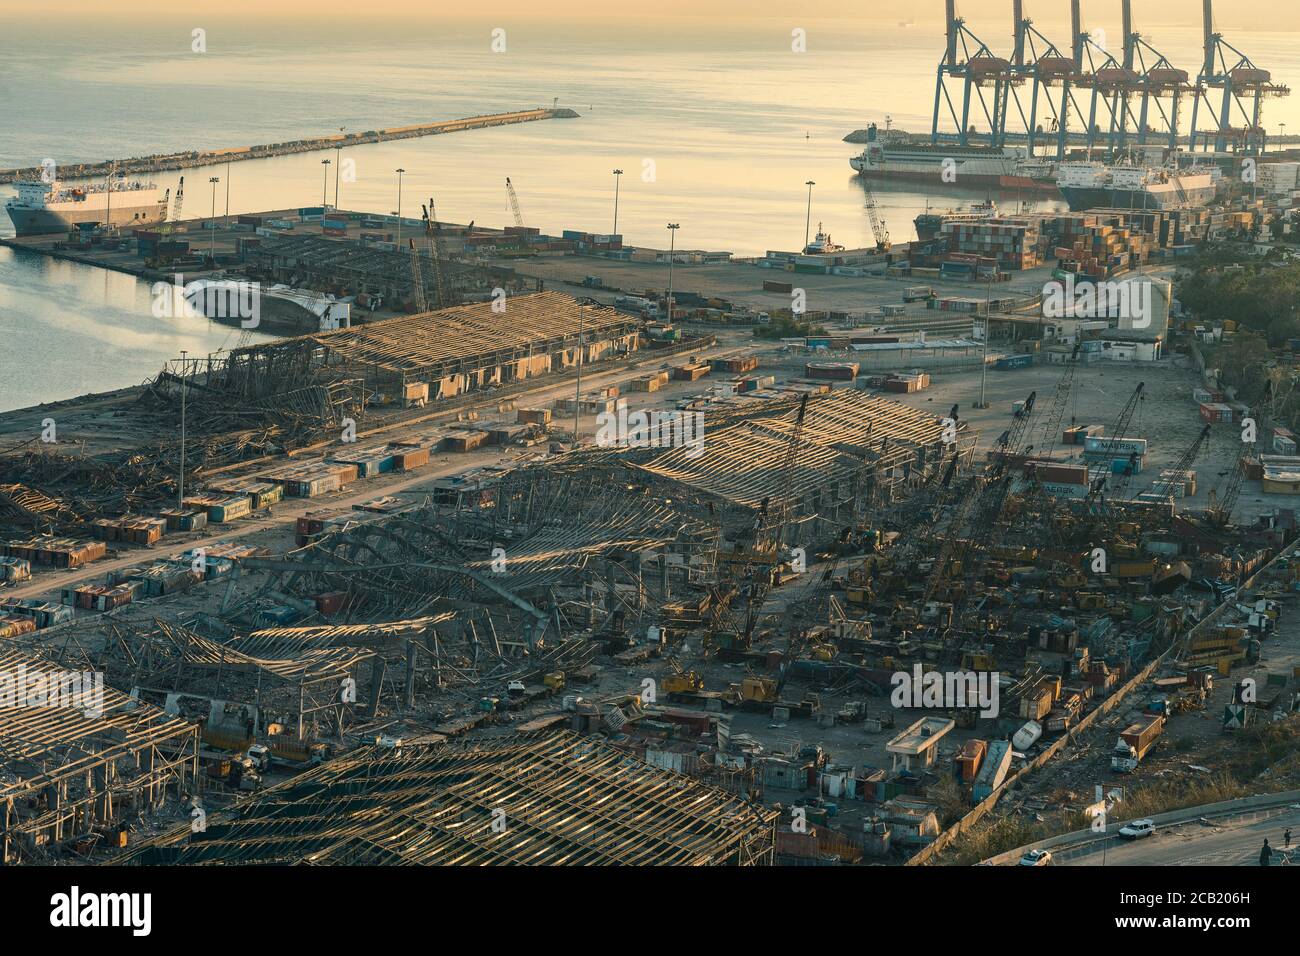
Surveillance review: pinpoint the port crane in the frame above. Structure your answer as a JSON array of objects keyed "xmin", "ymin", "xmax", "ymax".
[
  {"xmin": 863, "ymin": 185, "xmax": 890, "ymax": 252},
  {"xmin": 1083, "ymin": 381, "xmax": 1145, "ymax": 520},
  {"xmin": 921, "ymin": 392, "xmax": 1037, "ymax": 606},
  {"xmin": 505, "ymin": 177, "xmax": 525, "ymax": 228},
  {"xmin": 161, "ymin": 175, "xmax": 184, "ymax": 238},
  {"xmin": 739, "ymin": 393, "xmax": 810, "ymax": 645},
  {"xmin": 407, "ymin": 238, "xmax": 429, "ymax": 313},
  {"xmin": 1148, "ymin": 423, "xmax": 1211, "ymax": 501},
  {"xmin": 1036, "ymin": 342, "xmax": 1081, "ymax": 459},
  {"xmin": 1208, "ymin": 382, "xmax": 1270, "ymax": 526},
  {"xmin": 421, "ymin": 199, "xmax": 448, "ymax": 309},
  {"xmin": 710, "ymin": 395, "xmax": 810, "ymax": 649}
]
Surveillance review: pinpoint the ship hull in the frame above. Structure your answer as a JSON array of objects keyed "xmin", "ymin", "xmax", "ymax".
[
  {"xmin": 1058, "ymin": 185, "xmax": 1216, "ymax": 212},
  {"xmin": 851, "ymin": 159, "xmax": 1061, "ymax": 195},
  {"xmin": 5, "ymin": 201, "xmax": 165, "ymax": 237}
]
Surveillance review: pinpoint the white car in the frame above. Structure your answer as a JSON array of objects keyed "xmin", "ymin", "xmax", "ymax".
[
  {"xmin": 1019, "ymin": 849, "xmax": 1052, "ymax": 866},
  {"xmin": 1119, "ymin": 819, "xmax": 1156, "ymax": 840}
]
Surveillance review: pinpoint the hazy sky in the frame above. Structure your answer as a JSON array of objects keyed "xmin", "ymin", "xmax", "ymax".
[{"xmin": 3, "ymin": 0, "xmax": 1295, "ymax": 30}]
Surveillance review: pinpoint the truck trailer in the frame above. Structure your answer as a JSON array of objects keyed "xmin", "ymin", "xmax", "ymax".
[{"xmin": 1111, "ymin": 713, "xmax": 1164, "ymax": 772}]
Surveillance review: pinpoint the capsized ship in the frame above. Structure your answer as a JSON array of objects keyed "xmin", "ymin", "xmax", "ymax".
[
  {"xmin": 5, "ymin": 178, "xmax": 168, "ymax": 236},
  {"xmin": 1055, "ymin": 161, "xmax": 1221, "ymax": 212}
]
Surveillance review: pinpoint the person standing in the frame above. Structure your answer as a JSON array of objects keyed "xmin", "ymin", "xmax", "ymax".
[
  {"xmin": 1260, "ymin": 838, "xmax": 1273, "ymax": 867},
  {"xmin": 1284, "ymin": 828, "xmax": 1292, "ymax": 849}
]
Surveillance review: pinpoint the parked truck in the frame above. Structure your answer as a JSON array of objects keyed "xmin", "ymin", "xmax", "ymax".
[{"xmin": 1111, "ymin": 713, "xmax": 1164, "ymax": 772}]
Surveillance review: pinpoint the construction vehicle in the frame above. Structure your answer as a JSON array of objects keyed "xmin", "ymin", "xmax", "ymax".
[
  {"xmin": 543, "ymin": 671, "xmax": 566, "ymax": 692},
  {"xmin": 1208, "ymin": 382, "xmax": 1270, "ymax": 527},
  {"xmin": 960, "ymin": 650, "xmax": 997, "ymax": 672},
  {"xmin": 662, "ymin": 657, "xmax": 704, "ymax": 695},
  {"xmin": 421, "ymin": 200, "xmax": 448, "ymax": 309},
  {"xmin": 711, "ymin": 395, "xmax": 810, "ymax": 650},
  {"xmin": 739, "ymin": 676, "xmax": 779, "ymax": 707},
  {"xmin": 407, "ymin": 238, "xmax": 429, "ymax": 312},
  {"xmin": 863, "ymin": 184, "xmax": 890, "ymax": 252},
  {"xmin": 837, "ymin": 701, "xmax": 867, "ymax": 723},
  {"xmin": 1093, "ymin": 381, "xmax": 1147, "ymax": 504},
  {"xmin": 1146, "ymin": 424, "xmax": 1211, "ymax": 501},
  {"xmin": 505, "ymin": 176, "xmax": 525, "ymax": 228},
  {"xmin": 1111, "ymin": 713, "xmax": 1164, "ymax": 772}
]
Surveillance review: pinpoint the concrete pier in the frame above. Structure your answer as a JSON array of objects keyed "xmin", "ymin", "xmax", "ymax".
[{"xmin": 0, "ymin": 108, "xmax": 579, "ymax": 184}]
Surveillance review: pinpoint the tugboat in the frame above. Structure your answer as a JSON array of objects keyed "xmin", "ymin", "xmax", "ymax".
[{"xmin": 803, "ymin": 223, "xmax": 844, "ymax": 255}]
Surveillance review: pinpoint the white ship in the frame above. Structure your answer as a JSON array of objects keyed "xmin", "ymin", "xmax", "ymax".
[
  {"xmin": 5, "ymin": 178, "xmax": 168, "ymax": 237},
  {"xmin": 1055, "ymin": 161, "xmax": 1220, "ymax": 211}
]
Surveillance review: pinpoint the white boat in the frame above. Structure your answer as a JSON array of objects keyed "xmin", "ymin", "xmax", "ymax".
[{"xmin": 803, "ymin": 223, "xmax": 844, "ymax": 255}]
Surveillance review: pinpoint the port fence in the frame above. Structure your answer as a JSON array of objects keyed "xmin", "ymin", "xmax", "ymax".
[{"xmin": 908, "ymin": 536, "xmax": 1297, "ymax": 866}]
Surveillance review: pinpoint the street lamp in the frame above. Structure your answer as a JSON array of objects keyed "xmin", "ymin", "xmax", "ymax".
[
  {"xmin": 977, "ymin": 276, "xmax": 992, "ymax": 408},
  {"xmin": 612, "ymin": 169, "xmax": 623, "ymax": 236},
  {"xmin": 395, "ymin": 168, "xmax": 406, "ymax": 246},
  {"xmin": 572, "ymin": 303, "xmax": 587, "ymax": 444},
  {"xmin": 321, "ymin": 159, "xmax": 331, "ymax": 209},
  {"xmin": 178, "ymin": 350, "xmax": 188, "ymax": 507},
  {"xmin": 334, "ymin": 127, "xmax": 345, "ymax": 208},
  {"xmin": 224, "ymin": 160, "xmax": 231, "ymax": 227},
  {"xmin": 804, "ymin": 180, "xmax": 816, "ymax": 251},
  {"xmin": 666, "ymin": 223, "xmax": 680, "ymax": 322},
  {"xmin": 1281, "ymin": 123, "xmax": 1288, "ymax": 154},
  {"xmin": 208, "ymin": 176, "xmax": 220, "ymax": 264}
]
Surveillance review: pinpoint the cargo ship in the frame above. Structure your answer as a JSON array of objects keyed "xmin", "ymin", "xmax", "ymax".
[
  {"xmin": 5, "ymin": 177, "xmax": 168, "ymax": 236},
  {"xmin": 850, "ymin": 126, "xmax": 1061, "ymax": 194},
  {"xmin": 1055, "ymin": 161, "xmax": 1220, "ymax": 212}
]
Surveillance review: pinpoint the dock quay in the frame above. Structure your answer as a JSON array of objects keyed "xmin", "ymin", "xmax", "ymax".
[{"xmin": 0, "ymin": 108, "xmax": 578, "ymax": 184}]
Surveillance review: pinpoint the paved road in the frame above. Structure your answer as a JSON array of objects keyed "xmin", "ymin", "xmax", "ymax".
[{"xmin": 1059, "ymin": 807, "xmax": 1300, "ymax": 866}]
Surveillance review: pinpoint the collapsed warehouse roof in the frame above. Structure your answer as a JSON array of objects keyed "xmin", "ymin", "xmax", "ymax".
[
  {"xmin": 126, "ymin": 731, "xmax": 778, "ymax": 865},
  {"xmin": 0, "ymin": 645, "xmax": 199, "ymax": 864},
  {"xmin": 217, "ymin": 291, "xmax": 641, "ymax": 399},
  {"xmin": 636, "ymin": 390, "xmax": 972, "ymax": 511}
]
